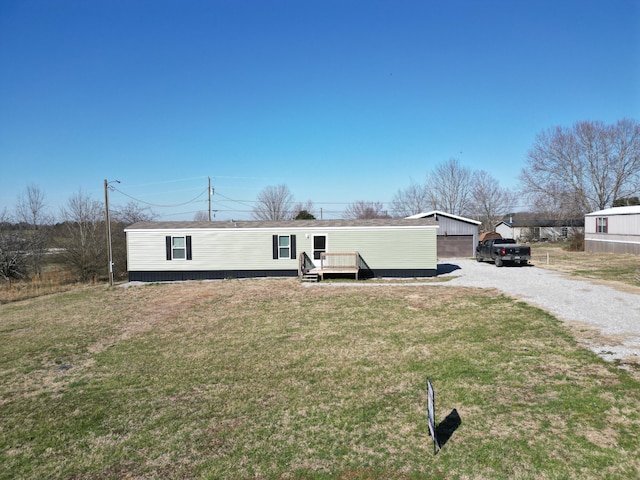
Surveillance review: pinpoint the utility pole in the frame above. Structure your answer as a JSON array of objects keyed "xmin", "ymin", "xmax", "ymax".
[
  {"xmin": 208, "ymin": 176, "xmax": 214, "ymax": 221},
  {"xmin": 104, "ymin": 178, "xmax": 120, "ymax": 286}
]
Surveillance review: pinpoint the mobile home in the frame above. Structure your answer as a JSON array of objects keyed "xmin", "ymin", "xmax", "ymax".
[
  {"xmin": 125, "ymin": 218, "xmax": 439, "ymax": 281},
  {"xmin": 585, "ymin": 206, "xmax": 640, "ymax": 255}
]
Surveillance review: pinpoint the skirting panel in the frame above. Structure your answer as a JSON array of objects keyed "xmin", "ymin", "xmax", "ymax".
[
  {"xmin": 585, "ymin": 240, "xmax": 640, "ymax": 255},
  {"xmin": 362, "ymin": 269, "xmax": 438, "ymax": 279},
  {"xmin": 128, "ymin": 268, "xmax": 438, "ymax": 282},
  {"xmin": 128, "ymin": 270, "xmax": 299, "ymax": 282}
]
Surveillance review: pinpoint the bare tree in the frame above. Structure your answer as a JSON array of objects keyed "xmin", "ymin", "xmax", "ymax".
[
  {"xmin": 521, "ymin": 119, "xmax": 640, "ymax": 215},
  {"xmin": 390, "ymin": 179, "xmax": 430, "ymax": 217},
  {"xmin": 343, "ymin": 201, "xmax": 389, "ymax": 219},
  {"xmin": 426, "ymin": 158, "xmax": 473, "ymax": 216},
  {"xmin": 113, "ymin": 201, "xmax": 157, "ymax": 225},
  {"xmin": 529, "ymin": 181, "xmax": 583, "ymax": 221},
  {"xmin": 252, "ymin": 184, "xmax": 294, "ymax": 221},
  {"xmin": 192, "ymin": 211, "xmax": 209, "ymax": 221},
  {"xmin": 15, "ymin": 183, "xmax": 51, "ymax": 227},
  {"xmin": 59, "ymin": 190, "xmax": 106, "ymax": 282},
  {"xmin": 14, "ymin": 184, "xmax": 52, "ymax": 277},
  {"xmin": 471, "ymin": 170, "xmax": 517, "ymax": 231}
]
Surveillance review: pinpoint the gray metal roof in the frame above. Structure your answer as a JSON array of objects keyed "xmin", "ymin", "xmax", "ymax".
[
  {"xmin": 586, "ymin": 205, "xmax": 640, "ymax": 216},
  {"xmin": 125, "ymin": 218, "xmax": 438, "ymax": 231},
  {"xmin": 406, "ymin": 210, "xmax": 482, "ymax": 225}
]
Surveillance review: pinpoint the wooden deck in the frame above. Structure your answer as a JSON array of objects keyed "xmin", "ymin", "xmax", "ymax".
[
  {"xmin": 309, "ymin": 266, "xmax": 360, "ymax": 280},
  {"xmin": 299, "ymin": 251, "xmax": 362, "ymax": 281}
]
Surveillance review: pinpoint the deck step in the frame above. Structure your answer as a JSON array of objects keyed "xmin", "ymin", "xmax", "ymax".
[{"xmin": 301, "ymin": 273, "xmax": 320, "ymax": 283}]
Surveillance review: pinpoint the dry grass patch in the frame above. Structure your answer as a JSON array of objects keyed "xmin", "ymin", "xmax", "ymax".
[
  {"xmin": 1, "ymin": 279, "xmax": 639, "ymax": 479},
  {"xmin": 532, "ymin": 244, "xmax": 640, "ymax": 291}
]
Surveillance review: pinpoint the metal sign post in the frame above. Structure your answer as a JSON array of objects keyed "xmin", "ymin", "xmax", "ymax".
[{"xmin": 427, "ymin": 378, "xmax": 440, "ymax": 454}]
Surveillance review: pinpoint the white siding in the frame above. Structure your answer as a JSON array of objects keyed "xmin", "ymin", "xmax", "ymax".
[
  {"xmin": 585, "ymin": 215, "xmax": 596, "ymax": 234},
  {"xmin": 606, "ymin": 213, "xmax": 640, "ymax": 235},
  {"xmin": 127, "ymin": 229, "xmax": 298, "ymax": 271},
  {"xmin": 585, "ymin": 213, "xmax": 640, "ymax": 235},
  {"xmin": 323, "ymin": 227, "xmax": 436, "ymax": 269}
]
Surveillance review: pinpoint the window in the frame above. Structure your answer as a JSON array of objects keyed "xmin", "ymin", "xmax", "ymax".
[
  {"xmin": 272, "ymin": 234, "xmax": 296, "ymax": 260},
  {"xmin": 596, "ymin": 217, "xmax": 608, "ymax": 234},
  {"xmin": 172, "ymin": 237, "xmax": 186, "ymax": 259},
  {"xmin": 165, "ymin": 235, "xmax": 192, "ymax": 260},
  {"xmin": 279, "ymin": 235, "xmax": 290, "ymax": 258}
]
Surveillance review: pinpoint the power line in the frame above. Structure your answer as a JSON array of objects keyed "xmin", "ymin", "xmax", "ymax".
[
  {"xmin": 123, "ymin": 176, "xmax": 209, "ymax": 188},
  {"xmin": 113, "ymin": 187, "xmax": 208, "ymax": 208},
  {"xmin": 109, "ymin": 176, "xmax": 537, "ymax": 220},
  {"xmin": 213, "ymin": 192, "xmax": 257, "ymax": 209}
]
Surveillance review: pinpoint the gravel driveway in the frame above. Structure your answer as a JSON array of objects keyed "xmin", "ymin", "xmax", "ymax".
[{"xmin": 437, "ymin": 258, "xmax": 640, "ymax": 364}]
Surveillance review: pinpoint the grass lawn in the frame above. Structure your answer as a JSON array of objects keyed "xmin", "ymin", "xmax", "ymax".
[
  {"xmin": 1, "ymin": 278, "xmax": 639, "ymax": 479},
  {"xmin": 531, "ymin": 244, "xmax": 640, "ymax": 290}
]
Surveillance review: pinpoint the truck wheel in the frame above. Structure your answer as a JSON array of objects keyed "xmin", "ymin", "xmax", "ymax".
[{"xmin": 495, "ymin": 257, "xmax": 503, "ymax": 267}]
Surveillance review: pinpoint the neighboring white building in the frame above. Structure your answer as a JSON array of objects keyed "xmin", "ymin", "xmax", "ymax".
[
  {"xmin": 495, "ymin": 214, "xmax": 584, "ymax": 243},
  {"xmin": 585, "ymin": 205, "xmax": 640, "ymax": 255},
  {"xmin": 407, "ymin": 211, "xmax": 481, "ymax": 257}
]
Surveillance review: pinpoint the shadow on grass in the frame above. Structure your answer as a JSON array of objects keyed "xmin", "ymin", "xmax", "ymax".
[{"xmin": 436, "ymin": 409, "xmax": 461, "ymax": 451}]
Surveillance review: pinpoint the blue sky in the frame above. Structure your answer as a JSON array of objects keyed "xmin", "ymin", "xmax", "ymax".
[{"xmin": 1, "ymin": 0, "xmax": 638, "ymax": 220}]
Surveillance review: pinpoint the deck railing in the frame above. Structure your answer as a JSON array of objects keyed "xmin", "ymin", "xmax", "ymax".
[
  {"xmin": 300, "ymin": 251, "xmax": 366, "ymax": 280},
  {"xmin": 320, "ymin": 252, "xmax": 360, "ymax": 269}
]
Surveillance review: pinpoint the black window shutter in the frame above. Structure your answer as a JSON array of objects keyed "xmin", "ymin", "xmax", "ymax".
[
  {"xmin": 165, "ymin": 236, "xmax": 172, "ymax": 260},
  {"xmin": 290, "ymin": 234, "xmax": 296, "ymax": 259},
  {"xmin": 186, "ymin": 235, "xmax": 192, "ymax": 260},
  {"xmin": 272, "ymin": 235, "xmax": 278, "ymax": 259}
]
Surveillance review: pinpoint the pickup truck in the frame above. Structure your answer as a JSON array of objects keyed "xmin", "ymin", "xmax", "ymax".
[{"xmin": 475, "ymin": 238, "xmax": 531, "ymax": 267}]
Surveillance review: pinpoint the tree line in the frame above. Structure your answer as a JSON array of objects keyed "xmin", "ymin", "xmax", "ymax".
[
  {"xmin": 252, "ymin": 119, "xmax": 640, "ymax": 229},
  {"xmin": 0, "ymin": 187, "xmax": 155, "ymax": 285},
  {"xmin": 2, "ymin": 118, "xmax": 639, "ymax": 285},
  {"xmin": 250, "ymin": 158, "xmax": 517, "ymax": 232}
]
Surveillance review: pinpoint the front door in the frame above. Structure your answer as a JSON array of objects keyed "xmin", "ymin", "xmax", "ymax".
[{"xmin": 312, "ymin": 235, "xmax": 327, "ymax": 267}]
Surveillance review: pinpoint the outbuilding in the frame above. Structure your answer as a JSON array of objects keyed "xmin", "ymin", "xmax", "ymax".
[
  {"xmin": 406, "ymin": 211, "xmax": 480, "ymax": 258},
  {"xmin": 125, "ymin": 218, "xmax": 439, "ymax": 282},
  {"xmin": 584, "ymin": 205, "xmax": 640, "ymax": 255}
]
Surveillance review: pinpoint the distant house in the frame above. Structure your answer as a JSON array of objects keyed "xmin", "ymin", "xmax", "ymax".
[
  {"xmin": 406, "ymin": 211, "xmax": 481, "ymax": 257},
  {"xmin": 495, "ymin": 214, "xmax": 584, "ymax": 242},
  {"xmin": 125, "ymin": 218, "xmax": 439, "ymax": 282},
  {"xmin": 584, "ymin": 205, "xmax": 640, "ymax": 255}
]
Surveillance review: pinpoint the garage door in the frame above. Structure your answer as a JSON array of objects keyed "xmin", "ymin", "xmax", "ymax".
[{"xmin": 437, "ymin": 235, "xmax": 474, "ymax": 258}]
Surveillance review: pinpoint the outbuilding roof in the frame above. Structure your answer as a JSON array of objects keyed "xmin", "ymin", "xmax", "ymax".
[
  {"xmin": 406, "ymin": 210, "xmax": 482, "ymax": 225},
  {"xmin": 585, "ymin": 205, "xmax": 640, "ymax": 216},
  {"xmin": 125, "ymin": 218, "xmax": 439, "ymax": 231}
]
